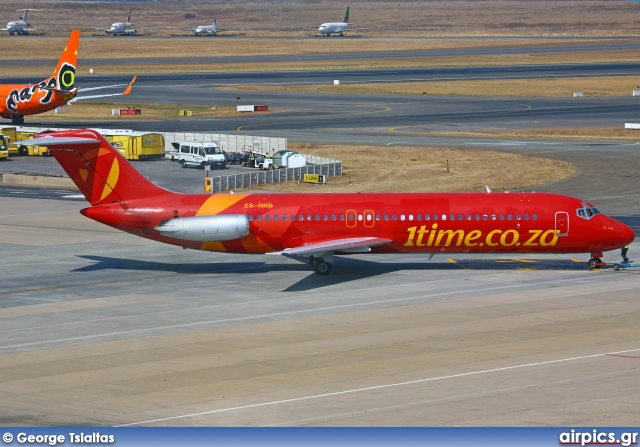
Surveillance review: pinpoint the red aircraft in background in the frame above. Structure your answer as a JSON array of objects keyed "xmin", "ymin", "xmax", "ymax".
[
  {"xmin": 0, "ymin": 30, "xmax": 136, "ymax": 125},
  {"xmin": 28, "ymin": 129, "xmax": 635, "ymax": 275}
]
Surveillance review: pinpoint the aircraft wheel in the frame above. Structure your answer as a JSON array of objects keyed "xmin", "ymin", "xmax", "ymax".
[
  {"xmin": 314, "ymin": 260, "xmax": 332, "ymax": 275},
  {"xmin": 180, "ymin": 160, "xmax": 187, "ymax": 168},
  {"xmin": 588, "ymin": 258, "xmax": 602, "ymax": 269},
  {"xmin": 614, "ymin": 263, "xmax": 621, "ymax": 271}
]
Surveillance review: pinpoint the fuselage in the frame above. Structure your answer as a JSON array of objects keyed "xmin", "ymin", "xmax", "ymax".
[
  {"xmin": 107, "ymin": 22, "xmax": 135, "ymax": 35},
  {"xmin": 82, "ymin": 191, "xmax": 635, "ymax": 256},
  {"xmin": 319, "ymin": 21, "xmax": 349, "ymax": 35},
  {"xmin": 5, "ymin": 20, "xmax": 27, "ymax": 33},
  {"xmin": 0, "ymin": 83, "xmax": 76, "ymax": 119},
  {"xmin": 193, "ymin": 25, "xmax": 216, "ymax": 35}
]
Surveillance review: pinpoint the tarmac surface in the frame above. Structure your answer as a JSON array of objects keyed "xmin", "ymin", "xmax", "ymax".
[
  {"xmin": 1, "ymin": 197, "xmax": 639, "ymax": 426},
  {"xmin": 1, "ymin": 39, "xmax": 640, "ymax": 426}
]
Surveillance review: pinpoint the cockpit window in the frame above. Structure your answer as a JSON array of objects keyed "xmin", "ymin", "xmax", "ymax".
[{"xmin": 577, "ymin": 205, "xmax": 600, "ymax": 220}]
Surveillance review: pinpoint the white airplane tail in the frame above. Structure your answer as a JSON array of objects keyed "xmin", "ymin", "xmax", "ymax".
[
  {"xmin": 127, "ymin": 6, "xmax": 132, "ymax": 23},
  {"xmin": 213, "ymin": 16, "xmax": 217, "ymax": 28}
]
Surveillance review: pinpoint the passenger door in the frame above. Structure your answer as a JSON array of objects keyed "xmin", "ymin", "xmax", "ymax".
[{"xmin": 555, "ymin": 211, "xmax": 569, "ymax": 236}]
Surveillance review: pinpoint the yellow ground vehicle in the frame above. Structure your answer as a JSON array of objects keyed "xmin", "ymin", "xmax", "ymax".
[
  {"xmin": 0, "ymin": 135, "xmax": 8, "ymax": 160},
  {"xmin": 0, "ymin": 127, "xmax": 50, "ymax": 156},
  {"xmin": 102, "ymin": 131, "xmax": 165, "ymax": 160}
]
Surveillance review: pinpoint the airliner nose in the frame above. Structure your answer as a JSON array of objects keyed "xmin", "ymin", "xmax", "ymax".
[{"xmin": 614, "ymin": 218, "xmax": 635, "ymax": 248}]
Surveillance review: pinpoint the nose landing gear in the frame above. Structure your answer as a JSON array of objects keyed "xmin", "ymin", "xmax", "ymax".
[{"xmin": 588, "ymin": 252, "xmax": 604, "ymax": 269}]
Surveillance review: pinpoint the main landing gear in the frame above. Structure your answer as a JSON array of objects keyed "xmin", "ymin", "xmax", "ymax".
[
  {"xmin": 588, "ymin": 251, "xmax": 604, "ymax": 269},
  {"xmin": 309, "ymin": 253, "xmax": 333, "ymax": 275},
  {"xmin": 11, "ymin": 114, "xmax": 24, "ymax": 125}
]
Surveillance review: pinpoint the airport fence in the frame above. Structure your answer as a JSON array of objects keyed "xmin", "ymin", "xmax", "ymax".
[{"xmin": 209, "ymin": 162, "xmax": 343, "ymax": 192}]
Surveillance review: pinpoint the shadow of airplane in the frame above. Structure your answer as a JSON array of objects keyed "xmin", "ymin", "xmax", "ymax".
[{"xmin": 73, "ymin": 255, "xmax": 590, "ymax": 292}]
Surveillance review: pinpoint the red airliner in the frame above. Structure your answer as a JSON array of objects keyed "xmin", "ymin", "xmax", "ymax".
[{"xmin": 29, "ymin": 129, "xmax": 635, "ymax": 275}]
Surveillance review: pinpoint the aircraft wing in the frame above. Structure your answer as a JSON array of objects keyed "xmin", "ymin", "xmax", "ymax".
[
  {"xmin": 70, "ymin": 76, "xmax": 136, "ymax": 102},
  {"xmin": 267, "ymin": 237, "xmax": 392, "ymax": 255}
]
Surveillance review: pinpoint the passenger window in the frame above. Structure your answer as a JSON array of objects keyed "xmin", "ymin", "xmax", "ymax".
[
  {"xmin": 392, "ymin": 214, "xmax": 397, "ymax": 221},
  {"xmin": 324, "ymin": 214, "xmax": 328, "ymax": 221},
  {"xmin": 258, "ymin": 215, "xmax": 262, "ymax": 222},
  {"xmin": 340, "ymin": 215, "xmax": 345, "ymax": 222},
  {"xmin": 291, "ymin": 215, "xmax": 296, "ymax": 221},
  {"xmin": 467, "ymin": 214, "xmax": 471, "ymax": 221},
  {"xmin": 265, "ymin": 215, "xmax": 270, "ymax": 221},
  {"xmin": 475, "ymin": 214, "xmax": 480, "ymax": 221},
  {"xmin": 358, "ymin": 214, "xmax": 363, "ymax": 221},
  {"xmin": 298, "ymin": 215, "xmax": 303, "ymax": 221},
  {"xmin": 433, "ymin": 214, "xmax": 438, "ymax": 221},
  {"xmin": 400, "ymin": 215, "xmax": 405, "ymax": 221},
  {"xmin": 508, "ymin": 214, "xmax": 512, "ymax": 221},
  {"xmin": 417, "ymin": 214, "xmax": 422, "ymax": 221},
  {"xmin": 332, "ymin": 214, "xmax": 336, "ymax": 221},
  {"xmin": 348, "ymin": 214, "xmax": 354, "ymax": 221},
  {"xmin": 249, "ymin": 215, "xmax": 254, "ymax": 221},
  {"xmin": 459, "ymin": 214, "xmax": 463, "ymax": 221},
  {"xmin": 425, "ymin": 214, "xmax": 430, "ymax": 221},
  {"xmin": 366, "ymin": 214, "xmax": 372, "ymax": 221},
  {"xmin": 524, "ymin": 214, "xmax": 529, "ymax": 221},
  {"xmin": 442, "ymin": 214, "xmax": 447, "ymax": 221},
  {"xmin": 533, "ymin": 214, "xmax": 538, "ymax": 221},
  {"xmin": 450, "ymin": 214, "xmax": 455, "ymax": 221},
  {"xmin": 408, "ymin": 214, "xmax": 413, "ymax": 221},
  {"xmin": 516, "ymin": 214, "xmax": 521, "ymax": 221},
  {"xmin": 273, "ymin": 215, "xmax": 278, "ymax": 221},
  {"xmin": 500, "ymin": 214, "xmax": 504, "ymax": 221},
  {"xmin": 384, "ymin": 215, "xmax": 389, "ymax": 221},
  {"xmin": 282, "ymin": 215, "xmax": 287, "ymax": 221},
  {"xmin": 376, "ymin": 214, "xmax": 381, "ymax": 221},
  {"xmin": 491, "ymin": 214, "xmax": 496, "ymax": 221},
  {"xmin": 483, "ymin": 214, "xmax": 488, "ymax": 221},
  {"xmin": 307, "ymin": 214, "xmax": 312, "ymax": 221},
  {"xmin": 315, "ymin": 214, "xmax": 320, "ymax": 221}
]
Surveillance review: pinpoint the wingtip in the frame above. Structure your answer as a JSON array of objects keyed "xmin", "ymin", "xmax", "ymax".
[{"xmin": 123, "ymin": 75, "xmax": 137, "ymax": 95}]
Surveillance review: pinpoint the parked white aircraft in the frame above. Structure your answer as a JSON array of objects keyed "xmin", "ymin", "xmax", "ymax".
[
  {"xmin": 101, "ymin": 6, "xmax": 139, "ymax": 36},
  {"xmin": 305, "ymin": 6, "xmax": 365, "ymax": 36},
  {"xmin": 2, "ymin": 9, "xmax": 41, "ymax": 35},
  {"xmin": 189, "ymin": 16, "xmax": 239, "ymax": 36}
]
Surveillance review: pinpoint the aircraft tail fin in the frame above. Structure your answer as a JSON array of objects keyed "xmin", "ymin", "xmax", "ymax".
[
  {"xmin": 213, "ymin": 15, "xmax": 217, "ymax": 27},
  {"xmin": 343, "ymin": 6, "xmax": 350, "ymax": 23},
  {"xmin": 127, "ymin": 6, "xmax": 132, "ymax": 23},
  {"xmin": 45, "ymin": 30, "xmax": 79, "ymax": 92},
  {"xmin": 25, "ymin": 129, "xmax": 170, "ymax": 206}
]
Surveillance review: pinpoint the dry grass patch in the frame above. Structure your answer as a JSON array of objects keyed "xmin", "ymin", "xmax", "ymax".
[
  {"xmin": 37, "ymin": 103, "xmax": 238, "ymax": 120},
  {"xmin": 236, "ymin": 74, "xmax": 640, "ymax": 97},
  {"xmin": 1, "ymin": 1, "xmax": 640, "ymax": 36},
  {"xmin": 429, "ymin": 126, "xmax": 640, "ymax": 140},
  {"xmin": 239, "ymin": 143, "xmax": 576, "ymax": 193}
]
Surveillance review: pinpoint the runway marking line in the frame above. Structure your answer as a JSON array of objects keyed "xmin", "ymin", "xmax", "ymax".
[{"xmin": 116, "ymin": 347, "xmax": 640, "ymax": 427}]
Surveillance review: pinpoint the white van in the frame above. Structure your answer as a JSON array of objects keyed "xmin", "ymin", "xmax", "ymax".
[{"xmin": 176, "ymin": 142, "xmax": 226, "ymax": 169}]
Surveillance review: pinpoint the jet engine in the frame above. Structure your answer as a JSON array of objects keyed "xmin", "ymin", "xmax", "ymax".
[{"xmin": 154, "ymin": 214, "xmax": 249, "ymax": 242}]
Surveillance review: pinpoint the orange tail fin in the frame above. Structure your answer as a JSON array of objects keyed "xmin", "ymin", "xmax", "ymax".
[
  {"xmin": 43, "ymin": 30, "xmax": 80, "ymax": 91},
  {"xmin": 27, "ymin": 129, "xmax": 170, "ymax": 205}
]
